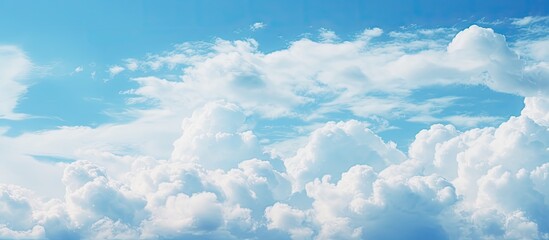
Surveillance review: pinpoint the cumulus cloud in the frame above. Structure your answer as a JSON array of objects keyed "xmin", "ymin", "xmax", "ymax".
[
  {"xmin": 284, "ymin": 120, "xmax": 406, "ymax": 191},
  {"xmin": 62, "ymin": 161, "xmax": 147, "ymax": 228},
  {"xmin": 0, "ymin": 185, "xmax": 41, "ymax": 235},
  {"xmin": 522, "ymin": 96, "xmax": 549, "ymax": 126},
  {"xmin": 2, "ymin": 96, "xmax": 549, "ymax": 239},
  {"xmin": 1, "ymin": 97, "xmax": 549, "ymax": 239},
  {"xmin": 2, "ymin": 24, "xmax": 549, "ymax": 239},
  {"xmin": 0, "ymin": 46, "xmax": 31, "ymax": 120},
  {"xmin": 171, "ymin": 101, "xmax": 265, "ymax": 170},
  {"xmin": 0, "ymin": 184, "xmax": 74, "ymax": 239},
  {"xmin": 265, "ymin": 97, "xmax": 549, "ymax": 239},
  {"xmin": 265, "ymin": 203, "xmax": 313, "ymax": 239}
]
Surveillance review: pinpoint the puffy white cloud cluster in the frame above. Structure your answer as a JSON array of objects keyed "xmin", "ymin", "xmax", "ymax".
[
  {"xmin": 171, "ymin": 101, "xmax": 265, "ymax": 170},
  {"xmin": 2, "ymin": 97, "xmax": 549, "ymax": 239},
  {"xmin": 284, "ymin": 120, "xmax": 406, "ymax": 191},
  {"xmin": 265, "ymin": 97, "xmax": 549, "ymax": 240}
]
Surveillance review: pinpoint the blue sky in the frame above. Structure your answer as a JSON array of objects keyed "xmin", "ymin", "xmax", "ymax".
[{"xmin": 1, "ymin": 1, "xmax": 549, "ymax": 239}]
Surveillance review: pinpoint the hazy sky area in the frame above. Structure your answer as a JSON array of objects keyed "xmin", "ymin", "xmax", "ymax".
[{"xmin": 1, "ymin": 1, "xmax": 549, "ymax": 239}]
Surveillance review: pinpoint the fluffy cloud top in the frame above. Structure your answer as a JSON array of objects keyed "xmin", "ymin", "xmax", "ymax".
[
  {"xmin": 284, "ymin": 120, "xmax": 405, "ymax": 191},
  {"xmin": 171, "ymin": 101, "xmax": 265, "ymax": 170}
]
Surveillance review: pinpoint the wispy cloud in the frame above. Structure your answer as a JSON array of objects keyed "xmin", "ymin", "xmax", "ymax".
[
  {"xmin": 511, "ymin": 16, "xmax": 549, "ymax": 26},
  {"xmin": 108, "ymin": 65, "xmax": 125, "ymax": 77},
  {"xmin": 250, "ymin": 22, "xmax": 266, "ymax": 31},
  {"xmin": 73, "ymin": 66, "xmax": 84, "ymax": 74}
]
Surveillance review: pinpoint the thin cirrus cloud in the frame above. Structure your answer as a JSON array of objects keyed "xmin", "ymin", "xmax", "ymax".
[{"xmin": 1, "ymin": 18, "xmax": 549, "ymax": 239}]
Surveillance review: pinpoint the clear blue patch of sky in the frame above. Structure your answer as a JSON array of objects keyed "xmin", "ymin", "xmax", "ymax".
[
  {"xmin": 409, "ymin": 84, "xmax": 525, "ymax": 119},
  {"xmin": 29, "ymin": 154, "xmax": 75, "ymax": 164},
  {"xmin": 380, "ymin": 84, "xmax": 525, "ymax": 151}
]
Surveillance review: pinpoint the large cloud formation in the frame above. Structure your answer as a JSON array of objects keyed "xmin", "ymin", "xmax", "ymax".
[
  {"xmin": 123, "ymin": 25, "xmax": 547, "ymax": 122},
  {"xmin": 3, "ymin": 97, "xmax": 549, "ymax": 239},
  {"xmin": 1, "ymin": 24, "xmax": 549, "ymax": 239}
]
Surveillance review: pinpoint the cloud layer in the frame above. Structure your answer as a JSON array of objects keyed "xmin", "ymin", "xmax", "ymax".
[
  {"xmin": 120, "ymin": 25, "xmax": 546, "ymax": 124},
  {"xmin": 3, "ymin": 96, "xmax": 549, "ymax": 239},
  {"xmin": 1, "ymin": 23, "xmax": 549, "ymax": 239}
]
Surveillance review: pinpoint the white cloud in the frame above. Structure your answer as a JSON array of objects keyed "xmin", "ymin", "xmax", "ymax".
[
  {"xmin": 62, "ymin": 160, "xmax": 147, "ymax": 228},
  {"xmin": 359, "ymin": 27, "xmax": 383, "ymax": 40},
  {"xmin": 0, "ymin": 185, "xmax": 39, "ymax": 232},
  {"xmin": 0, "ymin": 225, "xmax": 45, "ymax": 239},
  {"xmin": 408, "ymin": 114, "xmax": 503, "ymax": 128},
  {"xmin": 265, "ymin": 203, "xmax": 313, "ymax": 239},
  {"xmin": 124, "ymin": 59, "xmax": 139, "ymax": 71},
  {"xmin": 2, "ymin": 24, "xmax": 549, "ymax": 239},
  {"xmin": 267, "ymin": 101, "xmax": 549, "ymax": 239},
  {"xmin": 115, "ymin": 25, "xmax": 548, "ymax": 125},
  {"xmin": 141, "ymin": 192, "xmax": 224, "ymax": 238},
  {"xmin": 108, "ymin": 65, "xmax": 125, "ymax": 77},
  {"xmin": 515, "ymin": 37, "xmax": 549, "ymax": 62},
  {"xmin": 388, "ymin": 31, "xmax": 417, "ymax": 39},
  {"xmin": 284, "ymin": 120, "xmax": 406, "ymax": 191},
  {"xmin": 0, "ymin": 108, "xmax": 184, "ymax": 198},
  {"xmin": 512, "ymin": 16, "xmax": 549, "ymax": 26},
  {"xmin": 250, "ymin": 22, "xmax": 266, "ymax": 31},
  {"xmin": 318, "ymin": 28, "xmax": 339, "ymax": 43},
  {"xmin": 0, "ymin": 46, "xmax": 31, "ymax": 120},
  {"xmin": 443, "ymin": 115, "xmax": 502, "ymax": 128},
  {"xmin": 0, "ymin": 184, "xmax": 72, "ymax": 239},
  {"xmin": 87, "ymin": 218, "xmax": 140, "ymax": 239},
  {"xmin": 73, "ymin": 66, "xmax": 83, "ymax": 74},
  {"xmin": 171, "ymin": 101, "xmax": 265, "ymax": 170}
]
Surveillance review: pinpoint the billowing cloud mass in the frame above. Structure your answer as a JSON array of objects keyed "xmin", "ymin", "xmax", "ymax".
[
  {"xmin": 1, "ymin": 23, "xmax": 549, "ymax": 239},
  {"xmin": 3, "ymin": 96, "xmax": 549, "ymax": 239}
]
